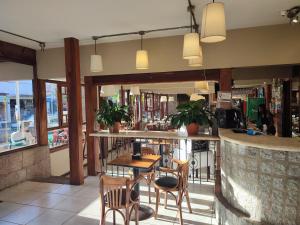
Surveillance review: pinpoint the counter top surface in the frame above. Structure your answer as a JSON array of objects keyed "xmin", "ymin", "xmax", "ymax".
[
  {"xmin": 219, "ymin": 128, "xmax": 300, "ymax": 152},
  {"xmin": 90, "ymin": 130, "xmax": 220, "ymax": 141}
]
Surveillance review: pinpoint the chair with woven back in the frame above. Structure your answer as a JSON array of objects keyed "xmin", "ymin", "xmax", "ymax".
[
  {"xmin": 99, "ymin": 174, "xmax": 141, "ymax": 225},
  {"xmin": 153, "ymin": 159, "xmax": 192, "ymax": 225},
  {"xmin": 138, "ymin": 147, "xmax": 157, "ymax": 203}
]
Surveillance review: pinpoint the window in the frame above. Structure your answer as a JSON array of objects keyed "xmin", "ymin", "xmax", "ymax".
[
  {"xmin": 46, "ymin": 81, "xmax": 85, "ymax": 149},
  {"xmin": 0, "ymin": 80, "xmax": 37, "ymax": 153},
  {"xmin": 46, "ymin": 82, "xmax": 59, "ymax": 128}
]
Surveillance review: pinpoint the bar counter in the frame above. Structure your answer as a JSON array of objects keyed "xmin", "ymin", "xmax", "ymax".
[{"xmin": 217, "ymin": 128, "xmax": 300, "ymax": 225}]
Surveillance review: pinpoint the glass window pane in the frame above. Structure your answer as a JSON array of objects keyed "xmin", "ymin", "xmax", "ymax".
[
  {"xmin": 61, "ymin": 86, "xmax": 68, "ymax": 125},
  {"xmin": 48, "ymin": 128, "xmax": 68, "ymax": 149},
  {"xmin": 0, "ymin": 80, "xmax": 37, "ymax": 153},
  {"xmin": 46, "ymin": 83, "xmax": 59, "ymax": 128}
]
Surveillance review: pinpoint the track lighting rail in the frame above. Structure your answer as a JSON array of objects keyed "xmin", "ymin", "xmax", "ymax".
[
  {"xmin": 0, "ymin": 29, "xmax": 46, "ymax": 51},
  {"xmin": 92, "ymin": 25, "xmax": 198, "ymax": 41}
]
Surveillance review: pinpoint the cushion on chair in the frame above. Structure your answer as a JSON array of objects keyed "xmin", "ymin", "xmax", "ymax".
[
  {"xmin": 139, "ymin": 168, "xmax": 153, "ymax": 173},
  {"xmin": 104, "ymin": 189, "xmax": 139, "ymax": 205},
  {"xmin": 155, "ymin": 176, "xmax": 178, "ymax": 188}
]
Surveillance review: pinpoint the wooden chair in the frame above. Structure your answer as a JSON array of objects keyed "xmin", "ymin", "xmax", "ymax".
[
  {"xmin": 139, "ymin": 147, "xmax": 157, "ymax": 203},
  {"xmin": 99, "ymin": 175, "xmax": 141, "ymax": 225},
  {"xmin": 153, "ymin": 159, "xmax": 192, "ymax": 225}
]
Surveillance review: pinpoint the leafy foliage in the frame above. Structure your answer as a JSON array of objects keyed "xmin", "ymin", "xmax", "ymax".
[
  {"xmin": 166, "ymin": 100, "xmax": 213, "ymax": 128},
  {"xmin": 96, "ymin": 100, "xmax": 132, "ymax": 127}
]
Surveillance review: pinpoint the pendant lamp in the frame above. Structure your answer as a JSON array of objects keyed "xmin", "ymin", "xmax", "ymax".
[
  {"xmin": 190, "ymin": 93, "xmax": 205, "ymax": 101},
  {"xmin": 200, "ymin": 1, "xmax": 226, "ymax": 43},
  {"xmin": 183, "ymin": 9, "xmax": 200, "ymax": 60},
  {"xmin": 168, "ymin": 96, "xmax": 175, "ymax": 102},
  {"xmin": 188, "ymin": 43, "xmax": 203, "ymax": 67},
  {"xmin": 90, "ymin": 38, "xmax": 103, "ymax": 72},
  {"xmin": 136, "ymin": 32, "xmax": 149, "ymax": 69},
  {"xmin": 195, "ymin": 81, "xmax": 209, "ymax": 90},
  {"xmin": 130, "ymin": 86, "xmax": 140, "ymax": 95},
  {"xmin": 160, "ymin": 96, "xmax": 167, "ymax": 102},
  {"xmin": 100, "ymin": 85, "xmax": 120, "ymax": 97}
]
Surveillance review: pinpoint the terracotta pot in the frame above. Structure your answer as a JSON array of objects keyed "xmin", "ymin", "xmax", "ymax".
[
  {"xmin": 110, "ymin": 122, "xmax": 121, "ymax": 133},
  {"xmin": 186, "ymin": 123, "xmax": 199, "ymax": 136}
]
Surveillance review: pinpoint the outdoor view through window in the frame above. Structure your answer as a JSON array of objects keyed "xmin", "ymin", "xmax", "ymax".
[{"xmin": 0, "ymin": 80, "xmax": 36, "ymax": 153}]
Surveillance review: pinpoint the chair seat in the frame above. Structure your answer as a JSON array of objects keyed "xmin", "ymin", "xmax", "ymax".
[
  {"xmin": 105, "ymin": 189, "xmax": 139, "ymax": 205},
  {"xmin": 155, "ymin": 176, "xmax": 178, "ymax": 188},
  {"xmin": 139, "ymin": 167, "xmax": 153, "ymax": 173}
]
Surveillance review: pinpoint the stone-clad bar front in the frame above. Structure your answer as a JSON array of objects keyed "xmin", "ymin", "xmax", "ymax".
[{"xmin": 216, "ymin": 129, "xmax": 300, "ymax": 225}]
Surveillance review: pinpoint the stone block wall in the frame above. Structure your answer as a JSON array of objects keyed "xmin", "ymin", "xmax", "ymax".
[
  {"xmin": 0, "ymin": 146, "xmax": 51, "ymax": 190},
  {"xmin": 218, "ymin": 140, "xmax": 300, "ymax": 225}
]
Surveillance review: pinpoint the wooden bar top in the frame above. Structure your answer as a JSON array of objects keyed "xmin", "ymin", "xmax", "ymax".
[
  {"xmin": 107, "ymin": 154, "xmax": 161, "ymax": 169},
  {"xmin": 90, "ymin": 130, "xmax": 220, "ymax": 141}
]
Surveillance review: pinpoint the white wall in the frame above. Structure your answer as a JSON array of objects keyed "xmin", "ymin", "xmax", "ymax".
[{"xmin": 0, "ymin": 62, "xmax": 33, "ymax": 81}]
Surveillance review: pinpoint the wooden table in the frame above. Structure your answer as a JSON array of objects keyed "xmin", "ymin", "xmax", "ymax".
[{"xmin": 107, "ymin": 144, "xmax": 161, "ymax": 221}]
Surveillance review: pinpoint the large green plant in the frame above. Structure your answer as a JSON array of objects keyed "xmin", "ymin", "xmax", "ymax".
[
  {"xmin": 96, "ymin": 100, "xmax": 132, "ymax": 127},
  {"xmin": 167, "ymin": 100, "xmax": 213, "ymax": 128}
]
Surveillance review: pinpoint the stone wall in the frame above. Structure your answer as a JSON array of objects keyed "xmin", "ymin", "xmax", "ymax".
[
  {"xmin": 217, "ymin": 140, "xmax": 300, "ymax": 225},
  {"xmin": 0, "ymin": 146, "xmax": 51, "ymax": 190}
]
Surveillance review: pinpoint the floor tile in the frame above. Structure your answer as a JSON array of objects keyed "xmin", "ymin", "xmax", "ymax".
[
  {"xmin": 29, "ymin": 193, "xmax": 67, "ymax": 208},
  {"xmin": 51, "ymin": 184, "xmax": 83, "ymax": 196},
  {"xmin": 0, "ymin": 221, "xmax": 20, "ymax": 225},
  {"xmin": 0, "ymin": 202, "xmax": 23, "ymax": 218},
  {"xmin": 1, "ymin": 205, "xmax": 45, "ymax": 224},
  {"xmin": 0, "ymin": 189, "xmax": 45, "ymax": 204},
  {"xmin": 63, "ymin": 215, "xmax": 99, "ymax": 225},
  {"xmin": 52, "ymin": 196, "xmax": 95, "ymax": 213},
  {"xmin": 26, "ymin": 209, "xmax": 74, "ymax": 225}
]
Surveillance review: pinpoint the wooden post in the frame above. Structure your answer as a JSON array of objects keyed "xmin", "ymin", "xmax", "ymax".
[
  {"xmin": 36, "ymin": 79, "xmax": 48, "ymax": 145},
  {"xmin": 264, "ymin": 84, "xmax": 272, "ymax": 110},
  {"xmin": 64, "ymin": 37, "xmax": 84, "ymax": 185},
  {"xmin": 219, "ymin": 68, "xmax": 232, "ymax": 92},
  {"xmin": 84, "ymin": 76, "xmax": 100, "ymax": 175}
]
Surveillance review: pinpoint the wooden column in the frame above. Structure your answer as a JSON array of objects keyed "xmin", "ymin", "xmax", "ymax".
[
  {"xmin": 264, "ymin": 84, "xmax": 272, "ymax": 110},
  {"xmin": 281, "ymin": 80, "xmax": 292, "ymax": 137},
  {"xmin": 36, "ymin": 79, "xmax": 48, "ymax": 145},
  {"xmin": 64, "ymin": 37, "xmax": 84, "ymax": 185},
  {"xmin": 219, "ymin": 68, "xmax": 232, "ymax": 92},
  {"xmin": 84, "ymin": 76, "xmax": 100, "ymax": 175}
]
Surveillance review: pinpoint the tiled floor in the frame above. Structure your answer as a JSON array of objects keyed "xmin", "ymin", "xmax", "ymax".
[{"xmin": 0, "ymin": 177, "xmax": 216, "ymax": 225}]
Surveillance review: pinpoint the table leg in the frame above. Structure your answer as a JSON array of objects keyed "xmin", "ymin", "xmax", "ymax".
[{"xmin": 131, "ymin": 142, "xmax": 154, "ymax": 221}]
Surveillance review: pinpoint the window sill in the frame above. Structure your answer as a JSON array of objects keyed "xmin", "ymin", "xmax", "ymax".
[
  {"xmin": 49, "ymin": 144, "xmax": 69, "ymax": 153},
  {"xmin": 0, "ymin": 144, "xmax": 40, "ymax": 157}
]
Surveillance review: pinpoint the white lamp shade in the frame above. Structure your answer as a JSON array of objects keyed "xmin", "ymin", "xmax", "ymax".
[
  {"xmin": 168, "ymin": 96, "xmax": 175, "ymax": 102},
  {"xmin": 90, "ymin": 55, "xmax": 103, "ymax": 72},
  {"xmin": 100, "ymin": 85, "xmax": 120, "ymax": 97},
  {"xmin": 130, "ymin": 86, "xmax": 140, "ymax": 95},
  {"xmin": 200, "ymin": 2, "xmax": 226, "ymax": 43},
  {"xmin": 136, "ymin": 50, "xmax": 149, "ymax": 69},
  {"xmin": 160, "ymin": 96, "xmax": 167, "ymax": 102},
  {"xmin": 190, "ymin": 93, "xmax": 205, "ymax": 101},
  {"xmin": 183, "ymin": 33, "xmax": 200, "ymax": 59},
  {"xmin": 195, "ymin": 81, "xmax": 209, "ymax": 90},
  {"xmin": 188, "ymin": 45, "xmax": 203, "ymax": 67}
]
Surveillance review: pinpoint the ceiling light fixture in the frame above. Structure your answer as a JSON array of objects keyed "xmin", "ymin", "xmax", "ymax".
[
  {"xmin": 90, "ymin": 37, "xmax": 103, "ymax": 72},
  {"xmin": 190, "ymin": 93, "xmax": 205, "ymax": 101},
  {"xmin": 188, "ymin": 41, "xmax": 203, "ymax": 67},
  {"xmin": 200, "ymin": 0, "xmax": 226, "ymax": 43},
  {"xmin": 136, "ymin": 31, "xmax": 149, "ymax": 70},
  {"xmin": 183, "ymin": 4, "xmax": 200, "ymax": 59},
  {"xmin": 130, "ymin": 86, "xmax": 140, "ymax": 95}
]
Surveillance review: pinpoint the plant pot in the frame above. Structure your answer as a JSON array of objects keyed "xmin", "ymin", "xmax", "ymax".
[
  {"xmin": 186, "ymin": 123, "xmax": 199, "ymax": 136},
  {"xmin": 109, "ymin": 122, "xmax": 121, "ymax": 133}
]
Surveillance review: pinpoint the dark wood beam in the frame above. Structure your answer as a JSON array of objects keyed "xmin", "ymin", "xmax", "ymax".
[
  {"xmin": 91, "ymin": 69, "xmax": 220, "ymax": 85},
  {"xmin": 84, "ymin": 76, "xmax": 100, "ymax": 176},
  {"xmin": 0, "ymin": 40, "xmax": 36, "ymax": 65},
  {"xmin": 64, "ymin": 37, "xmax": 84, "ymax": 185},
  {"xmin": 219, "ymin": 69, "xmax": 232, "ymax": 92}
]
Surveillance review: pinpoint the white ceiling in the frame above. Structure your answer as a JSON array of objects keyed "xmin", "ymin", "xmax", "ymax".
[{"xmin": 0, "ymin": 0, "xmax": 299, "ymax": 49}]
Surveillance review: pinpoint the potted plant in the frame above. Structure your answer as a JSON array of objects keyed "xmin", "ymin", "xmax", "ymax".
[
  {"xmin": 166, "ymin": 100, "xmax": 213, "ymax": 135},
  {"xmin": 96, "ymin": 100, "xmax": 132, "ymax": 133}
]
